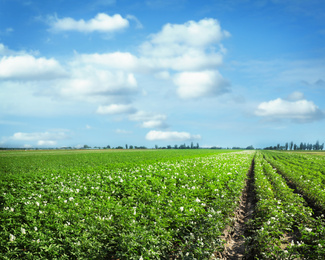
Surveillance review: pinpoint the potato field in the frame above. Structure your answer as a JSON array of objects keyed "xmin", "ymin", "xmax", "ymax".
[{"xmin": 0, "ymin": 149, "xmax": 324, "ymax": 259}]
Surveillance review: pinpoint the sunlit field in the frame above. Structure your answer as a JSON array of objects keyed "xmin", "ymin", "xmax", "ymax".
[{"xmin": 1, "ymin": 149, "xmax": 324, "ymax": 259}]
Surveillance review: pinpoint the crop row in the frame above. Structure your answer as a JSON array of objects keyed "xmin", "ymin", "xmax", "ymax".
[
  {"xmin": 263, "ymin": 151, "xmax": 325, "ymax": 211},
  {"xmin": 0, "ymin": 151, "xmax": 254, "ymax": 259},
  {"xmin": 248, "ymin": 152, "xmax": 325, "ymax": 259}
]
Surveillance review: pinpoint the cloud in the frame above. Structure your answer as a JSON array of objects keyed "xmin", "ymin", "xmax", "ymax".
[
  {"xmin": 75, "ymin": 52, "xmax": 138, "ymax": 71},
  {"xmin": 129, "ymin": 111, "xmax": 168, "ymax": 128},
  {"xmin": 286, "ymin": 91, "xmax": 304, "ymax": 101},
  {"xmin": 139, "ymin": 18, "xmax": 230, "ymax": 71},
  {"xmin": 255, "ymin": 98, "xmax": 324, "ymax": 123},
  {"xmin": 59, "ymin": 70, "xmax": 138, "ymax": 99},
  {"xmin": 6, "ymin": 130, "xmax": 70, "ymax": 147},
  {"xmin": 140, "ymin": 120, "xmax": 168, "ymax": 129},
  {"xmin": 145, "ymin": 130, "xmax": 201, "ymax": 141},
  {"xmin": 11, "ymin": 131, "xmax": 69, "ymax": 141},
  {"xmin": 173, "ymin": 70, "xmax": 230, "ymax": 99},
  {"xmin": 126, "ymin": 15, "xmax": 143, "ymax": 29},
  {"xmin": 148, "ymin": 18, "xmax": 230, "ymax": 47},
  {"xmin": 37, "ymin": 140, "xmax": 57, "ymax": 146},
  {"xmin": 129, "ymin": 110, "xmax": 166, "ymax": 122},
  {"xmin": 0, "ymin": 55, "xmax": 66, "ymax": 80},
  {"xmin": 49, "ymin": 13, "xmax": 129, "ymax": 33},
  {"xmin": 96, "ymin": 104, "xmax": 136, "ymax": 115},
  {"xmin": 131, "ymin": 112, "xmax": 168, "ymax": 128}
]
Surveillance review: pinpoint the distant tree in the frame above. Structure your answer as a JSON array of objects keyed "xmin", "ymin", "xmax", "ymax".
[
  {"xmin": 155, "ymin": 145, "xmax": 158, "ymax": 149},
  {"xmin": 167, "ymin": 145, "xmax": 172, "ymax": 149},
  {"xmin": 129, "ymin": 145, "xmax": 133, "ymax": 149},
  {"xmin": 307, "ymin": 143, "xmax": 312, "ymax": 150},
  {"xmin": 315, "ymin": 140, "xmax": 320, "ymax": 150},
  {"xmin": 320, "ymin": 143, "xmax": 324, "ymax": 150},
  {"xmin": 174, "ymin": 144, "xmax": 178, "ymax": 149},
  {"xmin": 196, "ymin": 143, "xmax": 199, "ymax": 149},
  {"xmin": 285, "ymin": 142, "xmax": 289, "ymax": 150},
  {"xmin": 125, "ymin": 144, "xmax": 128, "ymax": 149},
  {"xmin": 116, "ymin": 146, "xmax": 123, "ymax": 149},
  {"xmin": 106, "ymin": 145, "xmax": 111, "ymax": 149},
  {"xmin": 290, "ymin": 141, "xmax": 293, "ymax": 150},
  {"xmin": 246, "ymin": 145, "xmax": 254, "ymax": 150},
  {"xmin": 191, "ymin": 142, "xmax": 194, "ymax": 149},
  {"xmin": 294, "ymin": 144, "xmax": 297, "ymax": 150},
  {"xmin": 299, "ymin": 143, "xmax": 303, "ymax": 150},
  {"xmin": 83, "ymin": 145, "xmax": 91, "ymax": 149}
]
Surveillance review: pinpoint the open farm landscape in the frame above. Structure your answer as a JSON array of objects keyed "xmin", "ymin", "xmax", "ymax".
[
  {"xmin": 1, "ymin": 149, "xmax": 325, "ymax": 259},
  {"xmin": 1, "ymin": 1, "xmax": 325, "ymax": 259}
]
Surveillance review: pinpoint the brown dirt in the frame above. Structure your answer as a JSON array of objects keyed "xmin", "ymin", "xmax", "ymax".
[{"xmin": 213, "ymin": 158, "xmax": 256, "ymax": 260}]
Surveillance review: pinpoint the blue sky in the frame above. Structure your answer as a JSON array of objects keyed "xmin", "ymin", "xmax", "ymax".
[{"xmin": 1, "ymin": 0, "xmax": 325, "ymax": 149}]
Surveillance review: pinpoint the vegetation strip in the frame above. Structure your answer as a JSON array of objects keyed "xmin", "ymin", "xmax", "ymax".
[
  {"xmin": 246, "ymin": 151, "xmax": 325, "ymax": 259},
  {"xmin": 1, "ymin": 150, "xmax": 254, "ymax": 259}
]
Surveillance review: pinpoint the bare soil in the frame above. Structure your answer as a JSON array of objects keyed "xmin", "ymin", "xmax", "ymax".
[{"xmin": 214, "ymin": 159, "xmax": 256, "ymax": 260}]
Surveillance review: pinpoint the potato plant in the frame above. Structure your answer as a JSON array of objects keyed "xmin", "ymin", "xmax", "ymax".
[{"xmin": 0, "ymin": 150, "xmax": 253, "ymax": 259}]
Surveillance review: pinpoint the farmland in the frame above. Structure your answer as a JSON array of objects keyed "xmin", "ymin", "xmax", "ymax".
[{"xmin": 1, "ymin": 149, "xmax": 325, "ymax": 259}]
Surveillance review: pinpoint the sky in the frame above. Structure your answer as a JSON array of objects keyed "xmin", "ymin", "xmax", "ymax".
[{"xmin": 0, "ymin": 0, "xmax": 325, "ymax": 149}]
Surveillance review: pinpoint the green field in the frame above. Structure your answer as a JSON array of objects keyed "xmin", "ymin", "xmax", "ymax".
[{"xmin": 1, "ymin": 149, "xmax": 324, "ymax": 259}]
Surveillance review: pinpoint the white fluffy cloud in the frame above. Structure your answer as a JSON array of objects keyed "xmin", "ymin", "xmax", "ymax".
[
  {"xmin": 59, "ymin": 70, "xmax": 137, "ymax": 99},
  {"xmin": 141, "ymin": 120, "xmax": 168, "ymax": 129},
  {"xmin": 148, "ymin": 18, "xmax": 230, "ymax": 47},
  {"xmin": 96, "ymin": 104, "xmax": 136, "ymax": 115},
  {"xmin": 139, "ymin": 18, "xmax": 229, "ymax": 72},
  {"xmin": 255, "ymin": 97, "xmax": 324, "ymax": 122},
  {"xmin": 37, "ymin": 140, "xmax": 57, "ymax": 146},
  {"xmin": 129, "ymin": 111, "xmax": 168, "ymax": 129},
  {"xmin": 8, "ymin": 130, "xmax": 69, "ymax": 147},
  {"xmin": 75, "ymin": 52, "xmax": 138, "ymax": 71},
  {"xmin": 50, "ymin": 13, "xmax": 129, "ymax": 33},
  {"xmin": 145, "ymin": 130, "xmax": 201, "ymax": 141},
  {"xmin": 0, "ymin": 55, "xmax": 66, "ymax": 80},
  {"xmin": 173, "ymin": 70, "xmax": 230, "ymax": 99}
]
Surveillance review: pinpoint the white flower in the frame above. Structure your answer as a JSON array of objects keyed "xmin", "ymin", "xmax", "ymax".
[
  {"xmin": 195, "ymin": 198, "xmax": 201, "ymax": 203},
  {"xmin": 305, "ymin": 228, "xmax": 312, "ymax": 232},
  {"xmin": 64, "ymin": 200, "xmax": 67, "ymax": 203},
  {"xmin": 36, "ymin": 202, "xmax": 40, "ymax": 207},
  {"xmin": 139, "ymin": 257, "xmax": 143, "ymax": 260},
  {"xmin": 10, "ymin": 207, "xmax": 14, "ymax": 212},
  {"xmin": 37, "ymin": 239, "xmax": 40, "ymax": 243},
  {"xmin": 21, "ymin": 227, "xmax": 26, "ymax": 234},
  {"xmin": 9, "ymin": 234, "xmax": 16, "ymax": 242},
  {"xmin": 69, "ymin": 197, "xmax": 74, "ymax": 201},
  {"xmin": 34, "ymin": 227, "xmax": 38, "ymax": 231},
  {"xmin": 180, "ymin": 207, "xmax": 184, "ymax": 212}
]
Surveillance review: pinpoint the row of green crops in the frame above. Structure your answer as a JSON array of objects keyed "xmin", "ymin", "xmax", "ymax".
[
  {"xmin": 0, "ymin": 150, "xmax": 253, "ymax": 259},
  {"xmin": 263, "ymin": 151, "xmax": 325, "ymax": 211},
  {"xmin": 247, "ymin": 152, "xmax": 325, "ymax": 259}
]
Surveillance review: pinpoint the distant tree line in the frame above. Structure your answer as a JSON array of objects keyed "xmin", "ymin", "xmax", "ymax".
[{"xmin": 264, "ymin": 141, "xmax": 324, "ymax": 151}]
